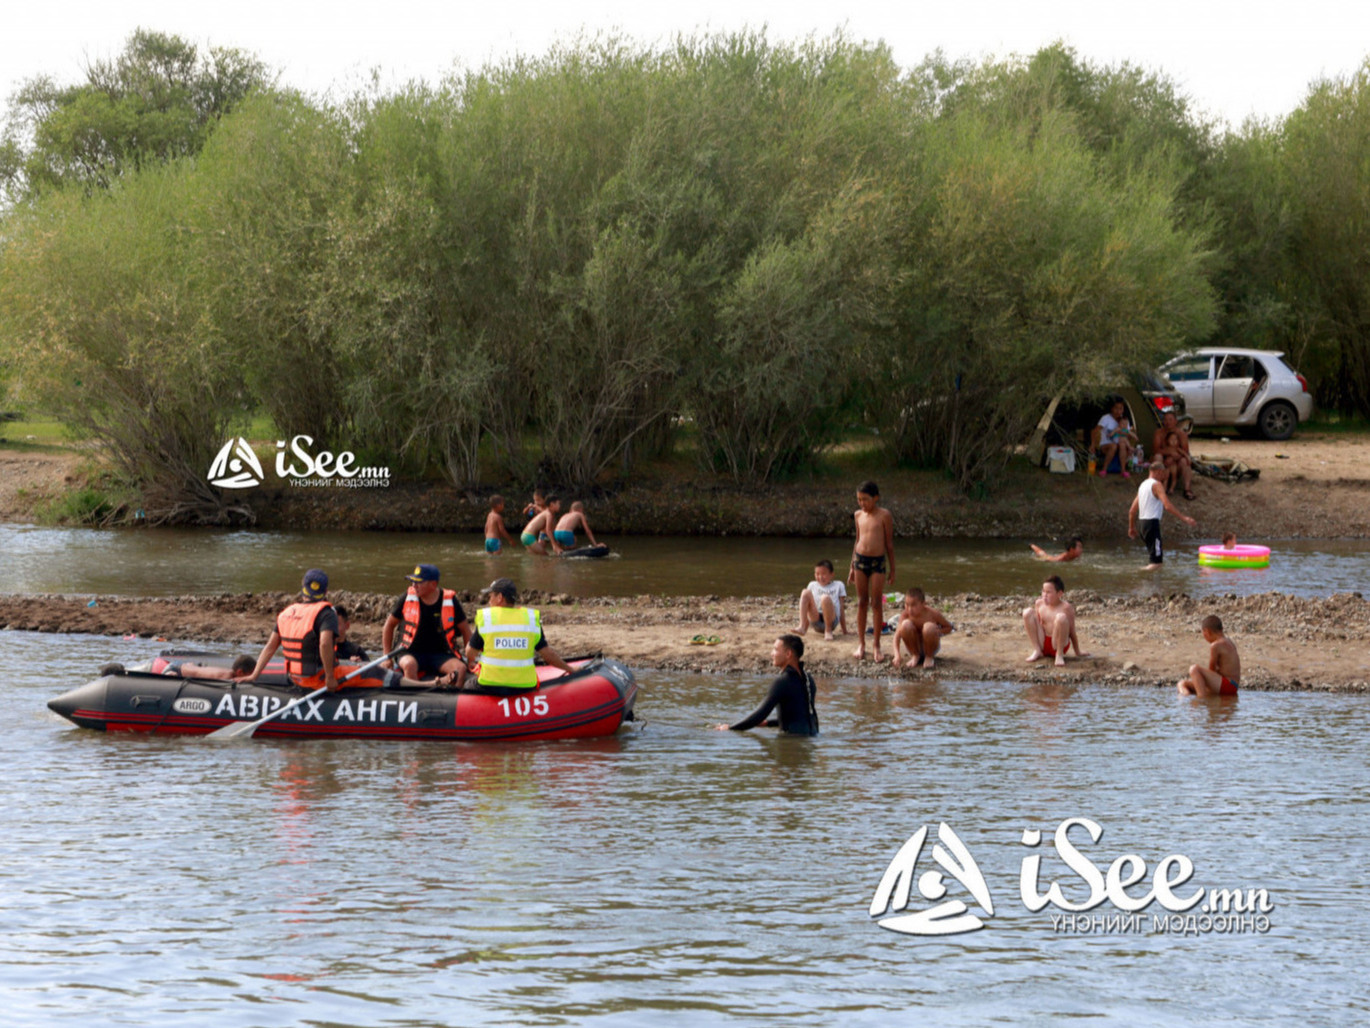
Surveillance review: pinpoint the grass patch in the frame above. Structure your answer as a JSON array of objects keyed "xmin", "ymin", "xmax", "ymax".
[
  {"xmin": 0, "ymin": 419, "xmax": 77, "ymax": 452},
  {"xmin": 36, "ymin": 487, "xmax": 121, "ymax": 526},
  {"xmin": 1304, "ymin": 412, "xmax": 1370, "ymax": 435}
]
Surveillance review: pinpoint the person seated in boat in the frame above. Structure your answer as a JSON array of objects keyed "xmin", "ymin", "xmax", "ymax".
[
  {"xmin": 554, "ymin": 501, "xmax": 598, "ymax": 550},
  {"xmin": 1023, "ymin": 575, "xmax": 1087, "ymax": 667},
  {"xmin": 1030, "ymin": 536, "xmax": 1084, "ymax": 562},
  {"xmin": 715, "ymin": 634, "xmax": 819, "ymax": 735},
  {"xmin": 484, "ymin": 495, "xmax": 515, "ymax": 554},
  {"xmin": 1177, "ymin": 614, "xmax": 1241, "ymax": 697},
  {"xmin": 244, "ymin": 569, "xmax": 340, "ymax": 690},
  {"xmin": 796, "ymin": 559, "xmax": 848, "ymax": 640},
  {"xmin": 521, "ymin": 497, "xmax": 564, "ymax": 555},
  {"xmin": 163, "ymin": 655, "xmax": 255, "ymax": 681},
  {"xmin": 333, "ymin": 605, "xmax": 369, "ymax": 661},
  {"xmin": 463, "ymin": 577, "xmax": 573, "ymax": 694},
  {"xmin": 891, "ymin": 588, "xmax": 955, "ymax": 670},
  {"xmin": 382, "ymin": 564, "xmax": 472, "ymax": 686}
]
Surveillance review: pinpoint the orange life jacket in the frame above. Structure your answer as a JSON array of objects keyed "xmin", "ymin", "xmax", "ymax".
[
  {"xmin": 277, "ymin": 600, "xmax": 333, "ymax": 679},
  {"xmin": 400, "ymin": 586, "xmax": 461, "ymax": 653}
]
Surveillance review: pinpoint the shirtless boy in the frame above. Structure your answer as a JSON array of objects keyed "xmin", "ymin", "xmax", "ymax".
[
  {"xmin": 1177, "ymin": 614, "xmax": 1241, "ymax": 697},
  {"xmin": 521, "ymin": 497, "xmax": 564, "ymax": 555},
  {"xmin": 554, "ymin": 501, "xmax": 598, "ymax": 550},
  {"xmin": 797, "ymin": 559, "xmax": 848, "ymax": 640},
  {"xmin": 848, "ymin": 481, "xmax": 895, "ymax": 661},
  {"xmin": 891, "ymin": 587, "xmax": 954, "ymax": 670},
  {"xmin": 1031, "ymin": 536, "xmax": 1083, "ymax": 562},
  {"xmin": 484, "ymin": 495, "xmax": 515, "ymax": 554},
  {"xmin": 1024, "ymin": 575, "xmax": 1087, "ymax": 667}
]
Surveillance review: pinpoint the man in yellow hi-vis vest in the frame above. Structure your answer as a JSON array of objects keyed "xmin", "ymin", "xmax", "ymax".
[{"xmin": 464, "ymin": 578, "xmax": 573, "ymax": 692}]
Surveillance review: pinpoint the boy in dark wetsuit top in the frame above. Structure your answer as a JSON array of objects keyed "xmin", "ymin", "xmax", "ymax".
[
  {"xmin": 1178, "ymin": 614, "xmax": 1241, "ymax": 697},
  {"xmin": 849, "ymin": 480, "xmax": 895, "ymax": 662},
  {"xmin": 717, "ymin": 634, "xmax": 819, "ymax": 736}
]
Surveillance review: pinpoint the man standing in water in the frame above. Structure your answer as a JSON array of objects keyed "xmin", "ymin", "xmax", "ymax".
[
  {"xmin": 849, "ymin": 481, "xmax": 895, "ymax": 662},
  {"xmin": 1024, "ymin": 575, "xmax": 1087, "ymax": 667},
  {"xmin": 715, "ymin": 634, "xmax": 819, "ymax": 735},
  {"xmin": 1128, "ymin": 459, "xmax": 1197, "ymax": 570}
]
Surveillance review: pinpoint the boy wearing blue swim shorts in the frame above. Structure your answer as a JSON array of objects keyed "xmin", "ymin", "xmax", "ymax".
[
  {"xmin": 484, "ymin": 495, "xmax": 514, "ymax": 554},
  {"xmin": 554, "ymin": 501, "xmax": 598, "ymax": 551}
]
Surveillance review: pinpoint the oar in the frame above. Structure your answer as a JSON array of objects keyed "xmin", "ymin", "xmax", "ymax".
[{"xmin": 206, "ymin": 646, "xmax": 402, "ymax": 742}]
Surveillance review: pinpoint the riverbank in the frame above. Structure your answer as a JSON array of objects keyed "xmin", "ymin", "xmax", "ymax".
[
  {"xmin": 5, "ymin": 589, "xmax": 1367, "ymax": 692},
  {"xmin": 4, "ymin": 431, "xmax": 1368, "ymax": 538}
]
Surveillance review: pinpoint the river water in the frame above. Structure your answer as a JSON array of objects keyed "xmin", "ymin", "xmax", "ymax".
[
  {"xmin": 4, "ymin": 629, "xmax": 1368, "ymax": 1026},
  {"xmin": 1, "ymin": 524, "xmax": 1367, "ymax": 600}
]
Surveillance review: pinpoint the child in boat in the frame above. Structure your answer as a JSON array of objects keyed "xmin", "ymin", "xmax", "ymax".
[
  {"xmin": 333, "ymin": 606, "xmax": 369, "ymax": 661},
  {"xmin": 1177, "ymin": 614, "xmax": 1241, "ymax": 697},
  {"xmin": 891, "ymin": 588, "xmax": 955, "ymax": 670},
  {"xmin": 849, "ymin": 481, "xmax": 895, "ymax": 662},
  {"xmin": 554, "ymin": 501, "xmax": 598, "ymax": 550},
  {"xmin": 797, "ymin": 559, "xmax": 848, "ymax": 640},
  {"xmin": 1221, "ymin": 532, "xmax": 1238, "ymax": 549},
  {"xmin": 1031, "ymin": 537, "xmax": 1084, "ymax": 562},
  {"xmin": 521, "ymin": 497, "xmax": 564, "ymax": 555},
  {"xmin": 484, "ymin": 495, "xmax": 515, "ymax": 554},
  {"xmin": 164, "ymin": 655, "xmax": 255, "ymax": 681}
]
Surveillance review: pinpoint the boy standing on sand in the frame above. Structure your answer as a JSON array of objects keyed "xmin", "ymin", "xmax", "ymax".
[
  {"xmin": 891, "ymin": 587, "xmax": 955, "ymax": 670},
  {"xmin": 1024, "ymin": 575, "xmax": 1087, "ymax": 667},
  {"xmin": 849, "ymin": 481, "xmax": 895, "ymax": 662},
  {"xmin": 554, "ymin": 501, "xmax": 598, "ymax": 550},
  {"xmin": 797, "ymin": 559, "xmax": 848, "ymax": 640},
  {"xmin": 484, "ymin": 495, "xmax": 515, "ymax": 554},
  {"xmin": 1178, "ymin": 614, "xmax": 1241, "ymax": 697},
  {"xmin": 1128, "ymin": 460, "xmax": 1197, "ymax": 570}
]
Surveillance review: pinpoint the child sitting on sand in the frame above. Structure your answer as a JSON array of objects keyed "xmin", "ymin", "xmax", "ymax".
[
  {"xmin": 891, "ymin": 588, "xmax": 954, "ymax": 670},
  {"xmin": 797, "ymin": 560, "xmax": 848, "ymax": 640},
  {"xmin": 1177, "ymin": 614, "xmax": 1241, "ymax": 697}
]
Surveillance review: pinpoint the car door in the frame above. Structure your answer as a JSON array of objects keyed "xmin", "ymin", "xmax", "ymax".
[
  {"xmin": 1162, "ymin": 355, "xmax": 1214, "ymax": 423},
  {"xmin": 1212, "ymin": 354, "xmax": 1261, "ymax": 423}
]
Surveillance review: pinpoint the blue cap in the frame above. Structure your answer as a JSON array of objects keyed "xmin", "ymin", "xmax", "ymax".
[
  {"xmin": 406, "ymin": 563, "xmax": 440, "ymax": 583},
  {"xmin": 301, "ymin": 569, "xmax": 329, "ymax": 598}
]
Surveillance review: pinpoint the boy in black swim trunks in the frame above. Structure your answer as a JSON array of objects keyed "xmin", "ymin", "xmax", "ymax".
[{"xmin": 848, "ymin": 480, "xmax": 895, "ymax": 662}]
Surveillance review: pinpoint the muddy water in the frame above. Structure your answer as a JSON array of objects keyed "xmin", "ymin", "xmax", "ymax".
[
  {"xmin": 5, "ymin": 629, "xmax": 1367, "ymax": 1025},
  {"xmin": 1, "ymin": 524, "xmax": 1367, "ymax": 600}
]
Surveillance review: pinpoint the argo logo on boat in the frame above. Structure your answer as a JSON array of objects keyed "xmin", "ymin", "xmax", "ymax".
[
  {"xmin": 870, "ymin": 818, "xmax": 1273, "ymax": 938},
  {"xmin": 207, "ymin": 435, "xmax": 390, "ymax": 490}
]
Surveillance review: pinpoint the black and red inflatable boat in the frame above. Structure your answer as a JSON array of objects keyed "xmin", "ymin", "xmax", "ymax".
[{"xmin": 48, "ymin": 652, "xmax": 637, "ymax": 741}]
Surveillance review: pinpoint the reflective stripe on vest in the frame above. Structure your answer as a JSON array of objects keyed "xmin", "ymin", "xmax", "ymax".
[
  {"xmin": 277, "ymin": 600, "xmax": 333, "ymax": 679},
  {"xmin": 400, "ymin": 586, "xmax": 460, "ymax": 652},
  {"xmin": 474, "ymin": 606, "xmax": 541, "ymax": 688}
]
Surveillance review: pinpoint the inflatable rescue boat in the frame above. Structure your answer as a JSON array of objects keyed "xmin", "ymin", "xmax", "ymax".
[{"xmin": 48, "ymin": 651, "xmax": 637, "ymax": 741}]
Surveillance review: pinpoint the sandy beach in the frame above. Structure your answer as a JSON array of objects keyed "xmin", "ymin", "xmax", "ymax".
[{"xmin": 4, "ymin": 587, "xmax": 1366, "ymax": 693}]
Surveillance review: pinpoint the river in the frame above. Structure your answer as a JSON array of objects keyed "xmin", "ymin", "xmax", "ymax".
[
  {"xmin": 4, "ymin": 629, "xmax": 1367, "ymax": 1025},
  {"xmin": 1, "ymin": 524, "xmax": 1367, "ymax": 599}
]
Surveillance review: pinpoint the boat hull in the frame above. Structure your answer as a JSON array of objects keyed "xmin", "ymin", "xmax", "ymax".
[{"xmin": 49, "ymin": 657, "xmax": 637, "ymax": 741}]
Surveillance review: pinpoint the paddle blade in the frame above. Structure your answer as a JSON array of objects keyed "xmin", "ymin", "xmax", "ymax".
[{"xmin": 205, "ymin": 718, "xmax": 262, "ymax": 742}]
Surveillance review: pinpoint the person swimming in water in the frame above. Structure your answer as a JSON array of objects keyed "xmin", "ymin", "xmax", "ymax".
[{"xmin": 715, "ymin": 634, "xmax": 819, "ymax": 736}]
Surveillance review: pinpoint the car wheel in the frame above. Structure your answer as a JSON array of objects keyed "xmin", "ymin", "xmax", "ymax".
[{"xmin": 1257, "ymin": 401, "xmax": 1297, "ymax": 441}]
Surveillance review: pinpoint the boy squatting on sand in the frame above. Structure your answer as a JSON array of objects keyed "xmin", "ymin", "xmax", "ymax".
[
  {"xmin": 1023, "ymin": 575, "xmax": 1088, "ymax": 667},
  {"xmin": 849, "ymin": 481, "xmax": 895, "ymax": 662},
  {"xmin": 1177, "ymin": 615, "xmax": 1241, "ymax": 697},
  {"xmin": 891, "ymin": 588, "xmax": 954, "ymax": 670}
]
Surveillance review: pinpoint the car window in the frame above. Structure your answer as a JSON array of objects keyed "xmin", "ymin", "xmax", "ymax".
[
  {"xmin": 1165, "ymin": 356, "xmax": 1211, "ymax": 382},
  {"xmin": 1218, "ymin": 355, "xmax": 1255, "ymax": 379}
]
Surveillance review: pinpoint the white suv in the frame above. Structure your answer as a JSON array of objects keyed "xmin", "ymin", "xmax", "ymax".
[{"xmin": 1159, "ymin": 348, "xmax": 1314, "ymax": 440}]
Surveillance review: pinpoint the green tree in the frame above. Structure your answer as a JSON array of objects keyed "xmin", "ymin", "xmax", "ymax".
[{"xmin": 1, "ymin": 28, "xmax": 270, "ymax": 199}]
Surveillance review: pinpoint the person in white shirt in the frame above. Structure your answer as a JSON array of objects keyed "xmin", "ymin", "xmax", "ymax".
[
  {"xmin": 1092, "ymin": 399, "xmax": 1132, "ymax": 477},
  {"xmin": 796, "ymin": 560, "xmax": 848, "ymax": 641},
  {"xmin": 1128, "ymin": 460, "xmax": 1198, "ymax": 570}
]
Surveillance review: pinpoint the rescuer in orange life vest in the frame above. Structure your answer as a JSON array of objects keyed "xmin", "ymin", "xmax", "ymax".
[
  {"xmin": 245, "ymin": 569, "xmax": 341, "ymax": 691},
  {"xmin": 381, "ymin": 563, "xmax": 473, "ymax": 686}
]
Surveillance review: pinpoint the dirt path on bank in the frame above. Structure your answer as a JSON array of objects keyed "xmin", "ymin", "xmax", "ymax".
[
  {"xmin": 3, "ymin": 431, "xmax": 1368, "ymax": 538},
  {"xmin": 4, "ymin": 589, "xmax": 1367, "ymax": 693}
]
